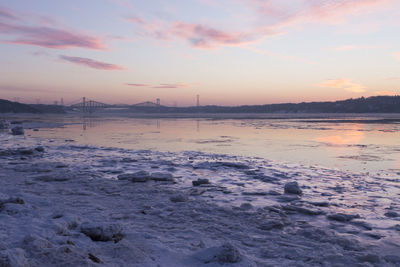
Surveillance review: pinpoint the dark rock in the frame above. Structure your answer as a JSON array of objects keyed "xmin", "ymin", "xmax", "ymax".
[
  {"xmin": 267, "ymin": 190, "xmax": 281, "ymax": 196},
  {"xmin": 351, "ymin": 220, "xmax": 373, "ymax": 230},
  {"xmin": 327, "ymin": 213, "xmax": 360, "ymax": 222},
  {"xmin": 216, "ymin": 243, "xmax": 242, "ymax": 263},
  {"xmin": 193, "ymin": 243, "xmax": 242, "ymax": 264},
  {"xmin": 192, "ymin": 178, "xmax": 210, "ymax": 186},
  {"xmin": 80, "ymin": 222, "xmax": 123, "ymax": 242},
  {"xmin": 384, "ymin": 211, "xmax": 398, "ymax": 218},
  {"xmin": 384, "ymin": 255, "xmax": 400, "ymax": 264},
  {"xmin": 220, "ymin": 162, "xmax": 249, "ymax": 169},
  {"xmin": 0, "ymin": 194, "xmax": 24, "ymax": 206},
  {"xmin": 258, "ymin": 220, "xmax": 285, "ymax": 230},
  {"xmin": 277, "ymin": 194, "xmax": 301, "ymax": 202},
  {"xmin": 365, "ymin": 232, "xmax": 384, "ymax": 239},
  {"xmin": 357, "ymin": 254, "xmax": 380, "ymax": 264},
  {"xmin": 170, "ymin": 194, "xmax": 188, "ymax": 203},
  {"xmin": 88, "ymin": 253, "xmax": 103, "ymax": 263},
  {"xmin": 309, "ymin": 201, "xmax": 329, "ymax": 207},
  {"xmin": 242, "ymin": 191, "xmax": 268, "ymax": 196},
  {"xmin": 35, "ymin": 146, "xmax": 45, "ymax": 152},
  {"xmin": 121, "ymin": 157, "xmax": 137, "ymax": 163},
  {"xmin": 11, "ymin": 126, "xmax": 24, "ymax": 135},
  {"xmin": 150, "ymin": 172, "xmax": 174, "ymax": 181},
  {"xmin": 18, "ymin": 149, "xmax": 34, "ymax": 155},
  {"xmin": 284, "ymin": 181, "xmax": 302, "ymax": 195},
  {"xmin": 282, "ymin": 205, "xmax": 324, "ymax": 215},
  {"xmin": 240, "ymin": 203, "xmax": 253, "ymax": 210}
]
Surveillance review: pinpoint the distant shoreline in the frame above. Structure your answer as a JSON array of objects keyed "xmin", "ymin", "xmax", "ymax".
[{"xmin": 2, "ymin": 112, "xmax": 400, "ymax": 120}]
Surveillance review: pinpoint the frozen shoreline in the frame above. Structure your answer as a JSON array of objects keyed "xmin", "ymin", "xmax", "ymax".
[{"xmin": 1, "ymin": 134, "xmax": 400, "ymax": 266}]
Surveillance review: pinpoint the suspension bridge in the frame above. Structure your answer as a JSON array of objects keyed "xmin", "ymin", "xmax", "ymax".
[
  {"xmin": 68, "ymin": 97, "xmax": 162, "ymax": 113},
  {"xmin": 70, "ymin": 97, "xmax": 110, "ymax": 114}
]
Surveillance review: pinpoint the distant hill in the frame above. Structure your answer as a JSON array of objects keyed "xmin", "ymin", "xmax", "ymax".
[
  {"xmin": 30, "ymin": 104, "xmax": 66, "ymax": 114},
  {"xmin": 2, "ymin": 96, "xmax": 400, "ymax": 114},
  {"xmin": 126, "ymin": 96, "xmax": 400, "ymax": 113},
  {"xmin": 0, "ymin": 99, "xmax": 66, "ymax": 114}
]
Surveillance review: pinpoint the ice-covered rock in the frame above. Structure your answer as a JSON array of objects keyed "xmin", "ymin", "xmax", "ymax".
[
  {"xmin": 258, "ymin": 219, "xmax": 285, "ymax": 230},
  {"xmin": 219, "ymin": 161, "xmax": 250, "ymax": 169},
  {"xmin": 0, "ymin": 120, "xmax": 9, "ymax": 129},
  {"xmin": 0, "ymin": 248, "xmax": 29, "ymax": 267},
  {"xmin": 80, "ymin": 222, "xmax": 123, "ymax": 242},
  {"xmin": 239, "ymin": 203, "xmax": 253, "ymax": 210},
  {"xmin": 357, "ymin": 253, "xmax": 380, "ymax": 264},
  {"xmin": 117, "ymin": 170, "xmax": 150, "ymax": 182},
  {"xmin": 284, "ymin": 181, "xmax": 302, "ymax": 195},
  {"xmin": 351, "ymin": 220, "xmax": 373, "ymax": 230},
  {"xmin": 192, "ymin": 178, "xmax": 210, "ymax": 186},
  {"xmin": 384, "ymin": 255, "xmax": 400, "ymax": 264},
  {"xmin": 11, "ymin": 126, "xmax": 24, "ymax": 135},
  {"xmin": 277, "ymin": 194, "xmax": 301, "ymax": 202},
  {"xmin": 150, "ymin": 172, "xmax": 174, "ymax": 181},
  {"xmin": 193, "ymin": 243, "xmax": 242, "ymax": 264},
  {"xmin": 32, "ymin": 173, "xmax": 71, "ymax": 182},
  {"xmin": 23, "ymin": 234, "xmax": 53, "ymax": 253}
]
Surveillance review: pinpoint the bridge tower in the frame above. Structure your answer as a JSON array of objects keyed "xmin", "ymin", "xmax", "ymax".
[{"xmin": 82, "ymin": 97, "xmax": 86, "ymax": 113}]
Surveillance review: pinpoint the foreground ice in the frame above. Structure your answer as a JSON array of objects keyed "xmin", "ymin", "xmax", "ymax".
[{"xmin": 0, "ymin": 134, "xmax": 399, "ymax": 266}]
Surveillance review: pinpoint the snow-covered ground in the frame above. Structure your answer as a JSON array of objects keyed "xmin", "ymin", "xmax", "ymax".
[{"xmin": 1, "ymin": 127, "xmax": 400, "ymax": 266}]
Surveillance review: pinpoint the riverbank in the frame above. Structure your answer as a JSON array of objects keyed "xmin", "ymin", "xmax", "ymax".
[{"xmin": 0, "ymin": 133, "xmax": 399, "ymax": 266}]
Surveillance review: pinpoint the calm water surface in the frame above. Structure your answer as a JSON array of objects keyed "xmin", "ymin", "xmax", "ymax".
[{"xmin": 24, "ymin": 115, "xmax": 400, "ymax": 173}]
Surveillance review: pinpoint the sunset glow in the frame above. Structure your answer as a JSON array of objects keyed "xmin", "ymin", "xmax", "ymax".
[{"xmin": 1, "ymin": 0, "xmax": 399, "ymax": 105}]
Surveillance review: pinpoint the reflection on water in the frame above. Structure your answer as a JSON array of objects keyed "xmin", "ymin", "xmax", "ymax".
[
  {"xmin": 315, "ymin": 125, "xmax": 365, "ymax": 145},
  {"xmin": 26, "ymin": 116, "xmax": 400, "ymax": 173},
  {"xmin": 82, "ymin": 118, "xmax": 100, "ymax": 130}
]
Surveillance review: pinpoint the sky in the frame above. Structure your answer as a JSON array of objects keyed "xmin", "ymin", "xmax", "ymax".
[{"xmin": 0, "ymin": 0, "xmax": 399, "ymax": 106}]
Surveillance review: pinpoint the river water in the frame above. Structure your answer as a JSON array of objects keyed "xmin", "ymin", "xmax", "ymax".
[{"xmin": 18, "ymin": 114, "xmax": 400, "ymax": 173}]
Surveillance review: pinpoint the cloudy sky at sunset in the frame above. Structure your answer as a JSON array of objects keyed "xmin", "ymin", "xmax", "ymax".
[{"xmin": 0, "ymin": 0, "xmax": 399, "ymax": 106}]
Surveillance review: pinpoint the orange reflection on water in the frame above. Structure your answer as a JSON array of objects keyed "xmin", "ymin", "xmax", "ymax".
[{"xmin": 315, "ymin": 124, "xmax": 365, "ymax": 145}]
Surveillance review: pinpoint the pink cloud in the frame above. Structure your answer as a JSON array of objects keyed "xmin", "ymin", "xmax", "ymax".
[
  {"xmin": 0, "ymin": 7, "xmax": 18, "ymax": 20},
  {"xmin": 127, "ymin": 0, "xmax": 393, "ymax": 49},
  {"xmin": 317, "ymin": 79, "xmax": 366, "ymax": 93},
  {"xmin": 125, "ymin": 17, "xmax": 144, "ymax": 24},
  {"xmin": 59, "ymin": 55, "xmax": 125, "ymax": 70},
  {"xmin": 0, "ymin": 6, "xmax": 105, "ymax": 50},
  {"xmin": 126, "ymin": 83, "xmax": 189, "ymax": 88},
  {"xmin": 170, "ymin": 22, "xmax": 255, "ymax": 49},
  {"xmin": 247, "ymin": 0, "xmax": 391, "ymax": 25},
  {"xmin": 374, "ymin": 90, "xmax": 397, "ymax": 96},
  {"xmin": 128, "ymin": 18, "xmax": 269, "ymax": 49},
  {"xmin": 126, "ymin": 83, "xmax": 150, "ymax": 87},
  {"xmin": 152, "ymin": 83, "xmax": 188, "ymax": 89},
  {"xmin": 394, "ymin": 52, "xmax": 400, "ymax": 60}
]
